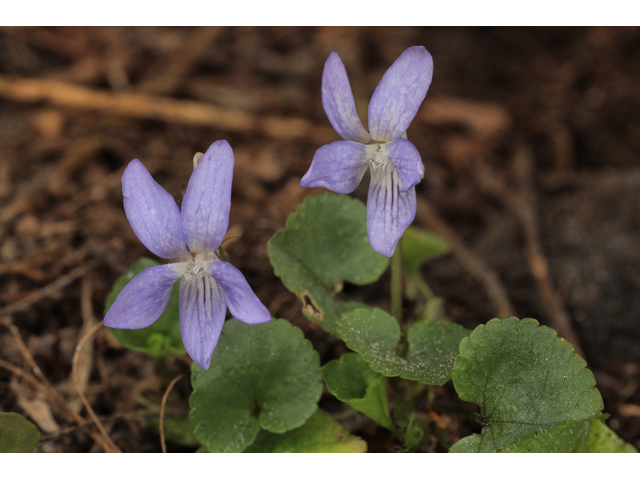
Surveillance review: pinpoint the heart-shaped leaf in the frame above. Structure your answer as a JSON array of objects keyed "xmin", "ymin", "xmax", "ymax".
[
  {"xmin": 267, "ymin": 194, "xmax": 389, "ymax": 336},
  {"xmin": 104, "ymin": 257, "xmax": 185, "ymax": 358},
  {"xmin": 189, "ymin": 319, "xmax": 322, "ymax": 453},
  {"xmin": 323, "ymin": 353, "xmax": 393, "ymax": 430},
  {"xmin": 0, "ymin": 412, "xmax": 41, "ymax": 453},
  {"xmin": 244, "ymin": 409, "xmax": 367, "ymax": 453},
  {"xmin": 500, "ymin": 416, "xmax": 637, "ymax": 453},
  {"xmin": 337, "ymin": 308, "xmax": 470, "ymax": 385},
  {"xmin": 450, "ymin": 317, "xmax": 604, "ymax": 452}
]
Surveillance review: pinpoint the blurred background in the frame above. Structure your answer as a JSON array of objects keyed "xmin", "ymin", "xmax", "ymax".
[{"xmin": 0, "ymin": 26, "xmax": 639, "ymax": 452}]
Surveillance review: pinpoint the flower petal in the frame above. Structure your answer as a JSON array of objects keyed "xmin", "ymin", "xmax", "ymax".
[
  {"xmin": 300, "ymin": 141, "xmax": 368, "ymax": 194},
  {"xmin": 322, "ymin": 52, "xmax": 371, "ymax": 143},
  {"xmin": 368, "ymin": 46, "xmax": 434, "ymax": 142},
  {"xmin": 179, "ymin": 273, "xmax": 227, "ymax": 370},
  {"xmin": 104, "ymin": 264, "xmax": 183, "ymax": 329},
  {"xmin": 385, "ymin": 139, "xmax": 424, "ymax": 192},
  {"xmin": 122, "ymin": 159, "xmax": 187, "ymax": 259},
  {"xmin": 366, "ymin": 168, "xmax": 417, "ymax": 257},
  {"xmin": 207, "ymin": 261, "xmax": 271, "ymax": 325},
  {"xmin": 181, "ymin": 140, "xmax": 234, "ymax": 253}
]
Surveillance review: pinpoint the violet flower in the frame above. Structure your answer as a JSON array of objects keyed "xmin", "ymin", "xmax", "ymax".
[
  {"xmin": 300, "ymin": 46, "xmax": 433, "ymax": 257},
  {"xmin": 105, "ymin": 140, "xmax": 270, "ymax": 370}
]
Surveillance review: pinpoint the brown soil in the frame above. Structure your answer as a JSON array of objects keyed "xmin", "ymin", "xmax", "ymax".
[{"xmin": 0, "ymin": 27, "xmax": 639, "ymax": 452}]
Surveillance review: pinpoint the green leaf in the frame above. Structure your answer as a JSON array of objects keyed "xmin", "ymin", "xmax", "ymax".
[
  {"xmin": 0, "ymin": 412, "xmax": 41, "ymax": 453},
  {"xmin": 401, "ymin": 226, "xmax": 450, "ymax": 275},
  {"xmin": 501, "ymin": 416, "xmax": 637, "ymax": 453},
  {"xmin": 104, "ymin": 258, "xmax": 185, "ymax": 358},
  {"xmin": 450, "ymin": 317, "xmax": 604, "ymax": 452},
  {"xmin": 267, "ymin": 194, "xmax": 389, "ymax": 336},
  {"xmin": 337, "ymin": 308, "xmax": 470, "ymax": 385},
  {"xmin": 323, "ymin": 353, "xmax": 393, "ymax": 430},
  {"xmin": 244, "ymin": 409, "xmax": 367, "ymax": 453},
  {"xmin": 403, "ymin": 415, "xmax": 425, "ymax": 452},
  {"xmin": 189, "ymin": 319, "xmax": 322, "ymax": 453}
]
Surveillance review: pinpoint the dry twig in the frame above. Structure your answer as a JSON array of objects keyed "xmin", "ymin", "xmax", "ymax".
[
  {"xmin": 160, "ymin": 374, "xmax": 185, "ymax": 454},
  {"xmin": 511, "ymin": 147, "xmax": 584, "ymax": 357},
  {"xmin": 0, "ymin": 319, "xmax": 118, "ymax": 452},
  {"xmin": 67, "ymin": 276, "xmax": 97, "ymax": 412},
  {"xmin": 472, "ymin": 148, "xmax": 584, "ymax": 357},
  {"xmin": 0, "ymin": 74, "xmax": 335, "ymax": 143},
  {"xmin": 72, "ymin": 321, "xmax": 121, "ymax": 453},
  {"xmin": 415, "ymin": 198, "xmax": 516, "ymax": 318},
  {"xmin": 0, "ymin": 260, "xmax": 98, "ymax": 316}
]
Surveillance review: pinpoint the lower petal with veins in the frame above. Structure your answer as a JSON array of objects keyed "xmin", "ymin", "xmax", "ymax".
[
  {"xmin": 179, "ymin": 273, "xmax": 227, "ymax": 370},
  {"xmin": 366, "ymin": 168, "xmax": 417, "ymax": 257}
]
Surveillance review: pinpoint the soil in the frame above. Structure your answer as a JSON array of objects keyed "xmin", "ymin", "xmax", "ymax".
[{"xmin": 0, "ymin": 26, "xmax": 639, "ymax": 452}]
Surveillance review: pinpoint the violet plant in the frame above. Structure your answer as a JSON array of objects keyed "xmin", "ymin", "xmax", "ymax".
[
  {"xmin": 104, "ymin": 140, "xmax": 270, "ymax": 370},
  {"xmin": 301, "ymin": 46, "xmax": 432, "ymax": 258},
  {"xmin": 18, "ymin": 45, "xmax": 629, "ymax": 454}
]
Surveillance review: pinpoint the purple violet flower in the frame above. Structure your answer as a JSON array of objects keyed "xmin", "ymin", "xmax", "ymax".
[
  {"xmin": 105, "ymin": 140, "xmax": 271, "ymax": 370},
  {"xmin": 300, "ymin": 46, "xmax": 433, "ymax": 257}
]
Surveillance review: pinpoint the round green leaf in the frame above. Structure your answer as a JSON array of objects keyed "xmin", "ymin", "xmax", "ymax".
[
  {"xmin": 0, "ymin": 412, "xmax": 41, "ymax": 453},
  {"xmin": 104, "ymin": 257, "xmax": 185, "ymax": 358},
  {"xmin": 323, "ymin": 353, "xmax": 393, "ymax": 430},
  {"xmin": 189, "ymin": 319, "xmax": 322, "ymax": 453},
  {"xmin": 267, "ymin": 193, "xmax": 389, "ymax": 336},
  {"xmin": 501, "ymin": 416, "xmax": 637, "ymax": 453},
  {"xmin": 450, "ymin": 317, "xmax": 604, "ymax": 452},
  {"xmin": 244, "ymin": 409, "xmax": 367, "ymax": 453},
  {"xmin": 337, "ymin": 308, "xmax": 471, "ymax": 385}
]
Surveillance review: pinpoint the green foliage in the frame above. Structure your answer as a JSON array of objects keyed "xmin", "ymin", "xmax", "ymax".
[
  {"xmin": 104, "ymin": 258, "xmax": 185, "ymax": 358},
  {"xmin": 401, "ymin": 227, "xmax": 450, "ymax": 303},
  {"xmin": 244, "ymin": 409, "xmax": 367, "ymax": 453},
  {"xmin": 0, "ymin": 412, "xmax": 41, "ymax": 453},
  {"xmin": 267, "ymin": 194, "xmax": 389, "ymax": 336},
  {"xmin": 501, "ymin": 416, "xmax": 637, "ymax": 453},
  {"xmin": 401, "ymin": 226, "xmax": 450, "ymax": 275},
  {"xmin": 450, "ymin": 317, "xmax": 604, "ymax": 452},
  {"xmin": 337, "ymin": 308, "xmax": 470, "ymax": 385},
  {"xmin": 323, "ymin": 353, "xmax": 393, "ymax": 430},
  {"xmin": 189, "ymin": 319, "xmax": 322, "ymax": 453}
]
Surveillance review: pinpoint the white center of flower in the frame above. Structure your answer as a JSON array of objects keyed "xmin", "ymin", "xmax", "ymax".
[
  {"xmin": 183, "ymin": 260, "xmax": 206, "ymax": 283},
  {"xmin": 366, "ymin": 144, "xmax": 392, "ymax": 173},
  {"xmin": 174, "ymin": 251, "xmax": 220, "ymax": 285}
]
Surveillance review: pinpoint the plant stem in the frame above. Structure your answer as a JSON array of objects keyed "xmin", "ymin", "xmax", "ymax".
[{"xmin": 391, "ymin": 241, "xmax": 403, "ymax": 323}]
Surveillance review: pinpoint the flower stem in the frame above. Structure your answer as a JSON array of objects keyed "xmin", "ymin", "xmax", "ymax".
[{"xmin": 391, "ymin": 241, "xmax": 403, "ymax": 323}]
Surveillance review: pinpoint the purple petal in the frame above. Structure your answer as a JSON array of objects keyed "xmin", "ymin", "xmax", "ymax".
[
  {"xmin": 104, "ymin": 264, "xmax": 183, "ymax": 329},
  {"xmin": 122, "ymin": 159, "xmax": 188, "ymax": 259},
  {"xmin": 179, "ymin": 273, "xmax": 227, "ymax": 370},
  {"xmin": 181, "ymin": 140, "xmax": 234, "ymax": 253},
  {"xmin": 207, "ymin": 261, "xmax": 271, "ymax": 325},
  {"xmin": 322, "ymin": 52, "xmax": 371, "ymax": 143},
  {"xmin": 385, "ymin": 139, "xmax": 424, "ymax": 193},
  {"xmin": 300, "ymin": 141, "xmax": 368, "ymax": 194},
  {"xmin": 366, "ymin": 169, "xmax": 417, "ymax": 257},
  {"xmin": 368, "ymin": 46, "xmax": 434, "ymax": 142}
]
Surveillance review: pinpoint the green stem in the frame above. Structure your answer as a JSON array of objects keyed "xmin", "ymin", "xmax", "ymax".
[{"xmin": 391, "ymin": 241, "xmax": 403, "ymax": 323}]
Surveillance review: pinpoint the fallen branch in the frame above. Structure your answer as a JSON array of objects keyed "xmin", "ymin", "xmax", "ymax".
[{"xmin": 0, "ymin": 74, "xmax": 335, "ymax": 143}]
